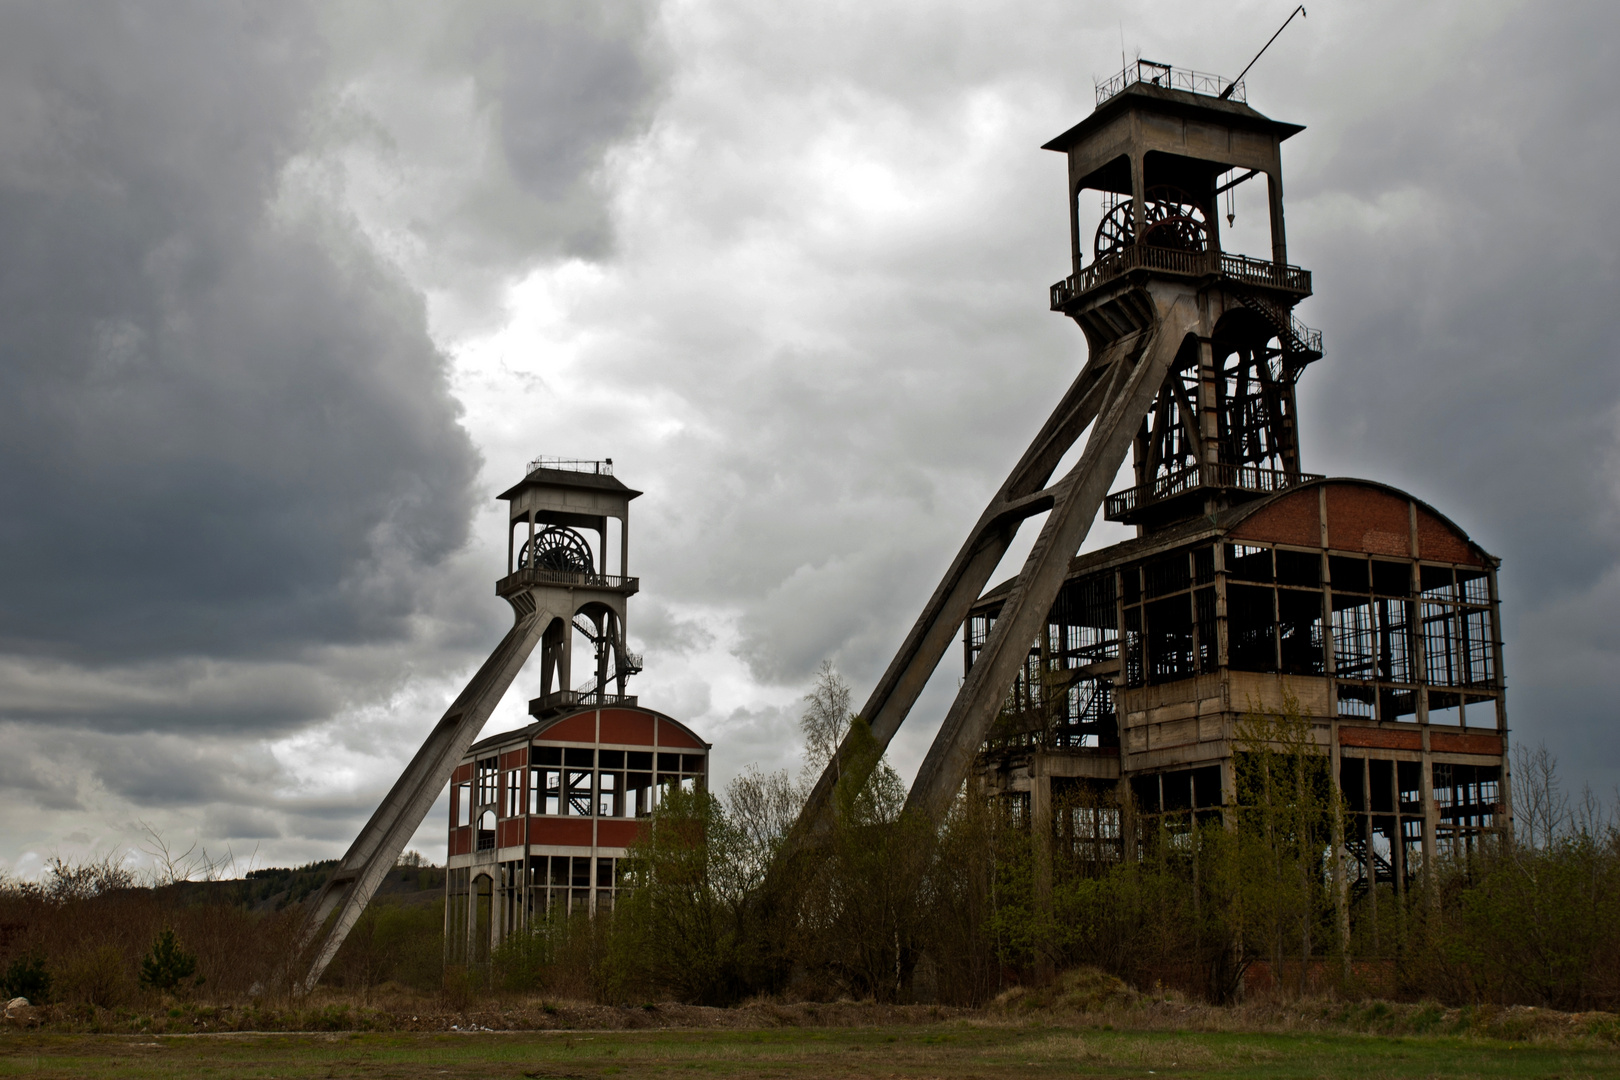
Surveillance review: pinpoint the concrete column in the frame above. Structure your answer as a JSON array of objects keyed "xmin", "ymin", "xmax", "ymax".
[
  {"xmin": 560, "ymin": 612, "xmax": 574, "ymax": 695},
  {"xmin": 1420, "ymin": 727, "xmax": 1438, "ymax": 909},
  {"xmin": 1071, "ymin": 178, "xmax": 1084, "ymax": 276},
  {"xmin": 620, "ymin": 513, "xmax": 629, "ymax": 581},
  {"xmin": 1030, "ymin": 754, "xmax": 1054, "ymax": 975},
  {"xmin": 1266, "ymin": 170, "xmax": 1288, "ymax": 266},
  {"xmin": 1197, "ymin": 337, "xmax": 1219, "ymax": 469},
  {"xmin": 1130, "ymin": 152, "xmax": 1146, "ymax": 245},
  {"xmin": 594, "ymin": 612, "xmax": 609, "ymax": 694}
]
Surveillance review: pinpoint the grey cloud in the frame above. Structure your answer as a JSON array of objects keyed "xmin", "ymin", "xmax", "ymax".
[
  {"xmin": 0, "ymin": 3, "xmax": 478, "ymax": 668},
  {"xmin": 0, "ymin": 1, "xmax": 667, "ymax": 866},
  {"xmin": 1283, "ymin": 4, "xmax": 1620, "ymax": 783}
]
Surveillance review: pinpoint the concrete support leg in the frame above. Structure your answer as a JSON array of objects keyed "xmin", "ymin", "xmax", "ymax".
[
  {"xmin": 906, "ymin": 294, "xmax": 1201, "ymax": 822},
  {"xmin": 1030, "ymin": 755, "xmax": 1054, "ymax": 978},
  {"xmin": 294, "ymin": 599, "xmax": 548, "ymax": 994}
]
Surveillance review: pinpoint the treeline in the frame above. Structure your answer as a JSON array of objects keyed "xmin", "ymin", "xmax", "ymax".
[
  {"xmin": 5, "ymin": 669, "xmax": 1620, "ymax": 1013},
  {"xmin": 0, "ymin": 857, "xmax": 445, "ymax": 1008},
  {"xmin": 490, "ymin": 672, "xmax": 1620, "ymax": 1011}
]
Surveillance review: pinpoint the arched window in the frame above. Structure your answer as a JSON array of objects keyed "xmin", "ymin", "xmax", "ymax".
[{"xmin": 477, "ymin": 809, "xmax": 496, "ymax": 851}]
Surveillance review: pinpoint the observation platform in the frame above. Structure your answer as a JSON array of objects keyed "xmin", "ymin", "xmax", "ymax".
[
  {"xmin": 529, "ymin": 689, "xmax": 640, "ymax": 719},
  {"xmin": 1104, "ymin": 462, "xmax": 1324, "ymax": 527},
  {"xmin": 497, "ymin": 568, "xmax": 639, "ymax": 599},
  {"xmin": 1051, "ymin": 244, "xmax": 1315, "ymax": 311}
]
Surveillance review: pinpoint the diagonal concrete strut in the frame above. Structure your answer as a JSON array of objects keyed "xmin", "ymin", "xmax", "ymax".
[
  {"xmin": 790, "ymin": 289, "xmax": 1199, "ymax": 843},
  {"xmin": 292, "ymin": 599, "xmax": 548, "ymax": 994}
]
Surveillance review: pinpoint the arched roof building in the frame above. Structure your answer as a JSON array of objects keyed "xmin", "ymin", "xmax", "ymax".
[
  {"xmin": 970, "ymin": 477, "xmax": 1505, "ymax": 892},
  {"xmin": 445, "ymin": 703, "xmax": 710, "ymax": 964}
]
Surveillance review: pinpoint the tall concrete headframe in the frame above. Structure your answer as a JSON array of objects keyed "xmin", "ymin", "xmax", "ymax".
[
  {"xmin": 293, "ymin": 458, "xmax": 644, "ymax": 993},
  {"xmin": 798, "ymin": 63, "xmax": 1508, "ymax": 884}
]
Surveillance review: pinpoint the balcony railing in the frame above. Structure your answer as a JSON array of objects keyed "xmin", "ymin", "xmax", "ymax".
[
  {"xmin": 500, "ymin": 568, "xmax": 639, "ymax": 592},
  {"xmin": 1104, "ymin": 462, "xmax": 1324, "ymax": 521},
  {"xmin": 529, "ymin": 689, "xmax": 639, "ymax": 717},
  {"xmin": 1095, "ymin": 60, "xmax": 1244, "ymax": 105},
  {"xmin": 1050, "ymin": 244, "xmax": 1312, "ymax": 309},
  {"xmin": 527, "ymin": 456, "xmax": 613, "ymax": 476}
]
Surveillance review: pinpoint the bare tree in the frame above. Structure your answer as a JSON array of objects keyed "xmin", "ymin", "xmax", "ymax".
[
  {"xmin": 139, "ymin": 822, "xmax": 235, "ymax": 885},
  {"xmin": 800, "ymin": 660, "xmax": 853, "ymax": 780},
  {"xmin": 723, "ymin": 767, "xmax": 804, "ymax": 896},
  {"xmin": 1512, "ymin": 743, "xmax": 1569, "ymax": 851}
]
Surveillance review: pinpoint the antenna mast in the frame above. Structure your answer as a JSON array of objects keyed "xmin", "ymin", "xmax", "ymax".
[{"xmin": 1219, "ymin": 5, "xmax": 1306, "ymax": 100}]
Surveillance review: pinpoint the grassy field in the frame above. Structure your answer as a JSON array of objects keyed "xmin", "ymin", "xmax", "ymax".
[{"xmin": 3, "ymin": 1024, "xmax": 1618, "ymax": 1079}]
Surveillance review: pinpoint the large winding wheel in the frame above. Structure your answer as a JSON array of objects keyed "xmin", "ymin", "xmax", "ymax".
[
  {"xmin": 519, "ymin": 526, "xmax": 595, "ymax": 575},
  {"xmin": 1093, "ymin": 185, "xmax": 1210, "ymax": 259}
]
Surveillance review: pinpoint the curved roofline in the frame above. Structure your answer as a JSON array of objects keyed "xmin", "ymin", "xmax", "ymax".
[
  {"xmin": 972, "ymin": 476, "xmax": 1497, "ymax": 609},
  {"xmin": 467, "ymin": 702, "xmax": 710, "ymax": 756},
  {"xmin": 1228, "ymin": 476, "xmax": 1495, "ymax": 564}
]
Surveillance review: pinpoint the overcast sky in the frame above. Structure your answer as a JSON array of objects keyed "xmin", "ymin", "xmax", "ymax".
[{"xmin": 1, "ymin": 0, "xmax": 1615, "ymax": 878}]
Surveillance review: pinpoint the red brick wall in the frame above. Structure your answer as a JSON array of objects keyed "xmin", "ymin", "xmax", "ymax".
[
  {"xmin": 599, "ymin": 709, "xmax": 656, "ymax": 745},
  {"xmin": 656, "ymin": 718, "xmax": 704, "ymax": 749},
  {"xmin": 1228, "ymin": 489, "xmax": 1320, "ymax": 547},
  {"xmin": 597, "ymin": 820, "xmax": 645, "ymax": 849},
  {"xmin": 1431, "ymin": 731, "xmax": 1503, "ymax": 756},
  {"xmin": 530, "ymin": 818, "xmax": 593, "ymax": 846},
  {"xmin": 1338, "ymin": 727, "xmax": 1422, "ymax": 750},
  {"xmin": 539, "ymin": 713, "xmax": 596, "ymax": 743},
  {"xmin": 1326, "ymin": 485, "xmax": 1412, "ymax": 556},
  {"xmin": 1415, "ymin": 512, "xmax": 1482, "ymax": 565}
]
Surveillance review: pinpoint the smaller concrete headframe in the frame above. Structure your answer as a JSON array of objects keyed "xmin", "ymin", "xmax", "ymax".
[
  {"xmin": 497, "ymin": 461, "xmax": 644, "ymax": 716},
  {"xmin": 292, "ymin": 458, "xmax": 642, "ymax": 994}
]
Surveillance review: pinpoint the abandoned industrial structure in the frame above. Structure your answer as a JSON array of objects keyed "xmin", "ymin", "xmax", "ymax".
[
  {"xmin": 793, "ymin": 62, "xmax": 1506, "ymax": 900},
  {"xmin": 441, "ymin": 463, "xmax": 711, "ymax": 963},
  {"xmin": 967, "ymin": 64, "xmax": 1507, "ymax": 892},
  {"xmin": 296, "ymin": 60, "xmax": 1507, "ymax": 991},
  {"xmin": 294, "ymin": 459, "xmax": 709, "ymax": 987}
]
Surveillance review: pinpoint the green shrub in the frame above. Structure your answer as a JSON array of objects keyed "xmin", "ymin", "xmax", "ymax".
[
  {"xmin": 1, "ymin": 953, "xmax": 51, "ymax": 1002},
  {"xmin": 138, "ymin": 928, "xmax": 199, "ymax": 993}
]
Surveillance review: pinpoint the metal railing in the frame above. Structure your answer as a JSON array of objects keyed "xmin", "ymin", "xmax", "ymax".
[
  {"xmin": 1049, "ymin": 244, "xmax": 1312, "ymax": 309},
  {"xmin": 1217, "ymin": 252, "xmax": 1312, "ymax": 294},
  {"xmin": 1104, "ymin": 462, "xmax": 1324, "ymax": 520},
  {"xmin": 1291, "ymin": 315, "xmax": 1324, "ymax": 356},
  {"xmin": 527, "ymin": 457, "xmax": 613, "ymax": 476},
  {"xmin": 504, "ymin": 568, "xmax": 639, "ymax": 591},
  {"xmin": 1095, "ymin": 60, "xmax": 1244, "ymax": 106},
  {"xmin": 531, "ymin": 688, "xmax": 639, "ymax": 714}
]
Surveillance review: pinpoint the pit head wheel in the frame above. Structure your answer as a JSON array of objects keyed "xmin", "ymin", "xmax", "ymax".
[
  {"xmin": 518, "ymin": 526, "xmax": 595, "ymax": 575},
  {"xmin": 1093, "ymin": 185, "xmax": 1210, "ymax": 260}
]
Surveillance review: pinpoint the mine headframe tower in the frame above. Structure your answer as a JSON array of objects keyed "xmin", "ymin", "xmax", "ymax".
[
  {"xmin": 794, "ymin": 68, "xmax": 1327, "ymax": 838},
  {"xmin": 291, "ymin": 459, "xmax": 642, "ymax": 993}
]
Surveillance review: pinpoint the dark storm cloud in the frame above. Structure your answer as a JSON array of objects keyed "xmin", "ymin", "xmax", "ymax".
[
  {"xmin": 0, "ymin": 0, "xmax": 668, "ymax": 871},
  {"xmin": 0, "ymin": 0, "xmax": 665, "ymax": 689},
  {"xmin": 0, "ymin": 3, "xmax": 477, "ymax": 669},
  {"xmin": 1291, "ymin": 2, "xmax": 1620, "ymax": 783}
]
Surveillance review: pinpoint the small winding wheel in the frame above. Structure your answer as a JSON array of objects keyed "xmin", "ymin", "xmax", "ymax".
[
  {"xmin": 519, "ymin": 526, "xmax": 595, "ymax": 574},
  {"xmin": 1093, "ymin": 185, "xmax": 1210, "ymax": 259}
]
